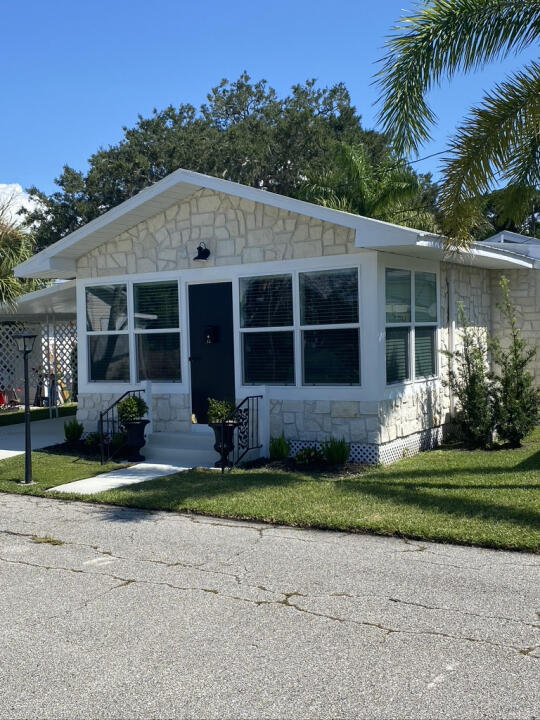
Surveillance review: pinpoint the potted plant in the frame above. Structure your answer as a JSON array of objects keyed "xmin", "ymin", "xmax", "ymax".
[
  {"xmin": 207, "ymin": 398, "xmax": 237, "ymax": 469},
  {"xmin": 117, "ymin": 395, "xmax": 149, "ymax": 461}
]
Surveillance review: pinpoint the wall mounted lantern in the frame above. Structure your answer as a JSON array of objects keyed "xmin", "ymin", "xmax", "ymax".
[{"xmin": 193, "ymin": 242, "xmax": 210, "ymax": 261}]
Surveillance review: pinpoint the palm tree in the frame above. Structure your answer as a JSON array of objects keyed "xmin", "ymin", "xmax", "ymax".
[
  {"xmin": 376, "ymin": 0, "xmax": 540, "ymax": 247},
  {"xmin": 0, "ymin": 222, "xmax": 41, "ymax": 307},
  {"xmin": 299, "ymin": 142, "xmax": 439, "ymax": 232}
]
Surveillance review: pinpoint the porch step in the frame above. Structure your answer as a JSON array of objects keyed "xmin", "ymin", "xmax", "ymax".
[{"xmin": 143, "ymin": 430, "xmax": 216, "ymax": 468}]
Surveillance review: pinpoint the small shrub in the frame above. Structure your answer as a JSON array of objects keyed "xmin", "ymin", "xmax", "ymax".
[
  {"xmin": 443, "ymin": 303, "xmax": 494, "ymax": 448},
  {"xmin": 207, "ymin": 398, "xmax": 236, "ymax": 423},
  {"xmin": 269, "ymin": 434, "xmax": 290, "ymax": 460},
  {"xmin": 117, "ymin": 395, "xmax": 148, "ymax": 424},
  {"xmin": 321, "ymin": 437, "xmax": 350, "ymax": 465},
  {"xmin": 294, "ymin": 446, "xmax": 325, "ymax": 467},
  {"xmin": 491, "ymin": 276, "xmax": 540, "ymax": 447},
  {"xmin": 110, "ymin": 432, "xmax": 127, "ymax": 451},
  {"xmin": 83, "ymin": 432, "xmax": 101, "ymax": 450},
  {"xmin": 64, "ymin": 418, "xmax": 83, "ymax": 443}
]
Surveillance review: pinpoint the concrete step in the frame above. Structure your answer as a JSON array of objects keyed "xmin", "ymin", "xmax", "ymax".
[
  {"xmin": 142, "ymin": 444, "xmax": 217, "ymax": 468},
  {"xmin": 145, "ymin": 430, "xmax": 214, "ymax": 452}
]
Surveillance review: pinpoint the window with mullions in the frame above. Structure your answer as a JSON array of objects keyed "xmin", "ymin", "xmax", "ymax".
[
  {"xmin": 240, "ymin": 275, "xmax": 294, "ymax": 384},
  {"xmin": 385, "ymin": 269, "xmax": 437, "ymax": 384},
  {"xmin": 86, "ymin": 284, "xmax": 129, "ymax": 381},
  {"xmin": 300, "ymin": 268, "xmax": 360, "ymax": 385},
  {"xmin": 134, "ymin": 281, "xmax": 181, "ymax": 382}
]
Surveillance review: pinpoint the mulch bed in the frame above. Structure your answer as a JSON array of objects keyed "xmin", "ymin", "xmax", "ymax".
[{"xmin": 240, "ymin": 457, "xmax": 369, "ymax": 477}]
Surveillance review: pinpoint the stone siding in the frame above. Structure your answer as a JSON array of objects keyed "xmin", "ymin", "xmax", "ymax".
[
  {"xmin": 77, "ymin": 392, "xmax": 191, "ymax": 432},
  {"xmin": 491, "ymin": 268, "xmax": 540, "ymax": 382},
  {"xmin": 76, "ymin": 188, "xmax": 358, "ymax": 278}
]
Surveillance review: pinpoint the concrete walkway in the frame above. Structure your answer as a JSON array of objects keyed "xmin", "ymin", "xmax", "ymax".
[
  {"xmin": 51, "ymin": 461, "xmax": 188, "ymax": 494},
  {"xmin": 0, "ymin": 416, "xmax": 67, "ymax": 460}
]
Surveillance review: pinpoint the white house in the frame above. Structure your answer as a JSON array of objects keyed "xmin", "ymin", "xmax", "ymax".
[{"xmin": 15, "ymin": 169, "xmax": 540, "ymax": 464}]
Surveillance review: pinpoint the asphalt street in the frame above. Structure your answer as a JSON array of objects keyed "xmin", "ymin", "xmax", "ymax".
[{"xmin": 0, "ymin": 493, "xmax": 538, "ymax": 719}]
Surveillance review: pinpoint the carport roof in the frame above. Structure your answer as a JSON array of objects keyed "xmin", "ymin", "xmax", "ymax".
[{"xmin": 0, "ymin": 281, "xmax": 76, "ymax": 321}]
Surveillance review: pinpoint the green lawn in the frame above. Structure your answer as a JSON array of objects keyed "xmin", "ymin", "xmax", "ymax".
[
  {"xmin": 0, "ymin": 403, "xmax": 77, "ymax": 426},
  {"xmin": 78, "ymin": 428, "xmax": 540, "ymax": 552},
  {"xmin": 0, "ymin": 450, "xmax": 122, "ymax": 495},
  {"xmin": 1, "ymin": 430, "xmax": 538, "ymax": 552}
]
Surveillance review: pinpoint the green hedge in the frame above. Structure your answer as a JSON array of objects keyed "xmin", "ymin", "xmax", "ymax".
[{"xmin": 0, "ymin": 404, "xmax": 77, "ymax": 427}]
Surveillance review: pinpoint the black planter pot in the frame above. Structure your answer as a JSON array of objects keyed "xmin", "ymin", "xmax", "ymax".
[
  {"xmin": 209, "ymin": 422, "xmax": 238, "ymax": 469},
  {"xmin": 124, "ymin": 419, "xmax": 150, "ymax": 462}
]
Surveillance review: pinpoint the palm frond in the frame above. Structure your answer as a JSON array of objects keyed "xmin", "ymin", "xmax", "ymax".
[
  {"xmin": 438, "ymin": 61, "xmax": 540, "ymax": 245},
  {"xmin": 376, "ymin": 0, "xmax": 540, "ymax": 155}
]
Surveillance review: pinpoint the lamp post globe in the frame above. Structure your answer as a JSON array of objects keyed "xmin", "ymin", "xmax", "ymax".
[{"xmin": 13, "ymin": 333, "xmax": 37, "ymax": 485}]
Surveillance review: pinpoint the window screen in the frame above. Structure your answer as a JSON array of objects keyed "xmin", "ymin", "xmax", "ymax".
[
  {"xmin": 415, "ymin": 272, "xmax": 437, "ymax": 323},
  {"xmin": 240, "ymin": 275, "xmax": 293, "ymax": 328},
  {"xmin": 415, "ymin": 327, "xmax": 436, "ymax": 378},
  {"xmin": 89, "ymin": 335, "xmax": 130, "ymax": 382},
  {"xmin": 386, "ymin": 327, "xmax": 410, "ymax": 384},
  {"xmin": 86, "ymin": 285, "xmax": 127, "ymax": 331},
  {"xmin": 300, "ymin": 269, "xmax": 358, "ymax": 325},
  {"xmin": 137, "ymin": 333, "xmax": 181, "ymax": 382},
  {"xmin": 303, "ymin": 328, "xmax": 360, "ymax": 385},
  {"xmin": 134, "ymin": 281, "xmax": 179, "ymax": 330},
  {"xmin": 243, "ymin": 332, "xmax": 294, "ymax": 385},
  {"xmin": 385, "ymin": 269, "xmax": 411, "ymax": 323}
]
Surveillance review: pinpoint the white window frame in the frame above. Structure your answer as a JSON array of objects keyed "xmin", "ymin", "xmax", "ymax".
[
  {"xmin": 85, "ymin": 283, "xmax": 130, "ymax": 383},
  {"xmin": 239, "ymin": 265, "xmax": 362, "ymax": 388},
  {"xmin": 132, "ymin": 280, "xmax": 182, "ymax": 384},
  {"xmin": 383, "ymin": 261, "xmax": 439, "ymax": 386},
  {"xmin": 77, "ymin": 253, "xmax": 379, "ymax": 400}
]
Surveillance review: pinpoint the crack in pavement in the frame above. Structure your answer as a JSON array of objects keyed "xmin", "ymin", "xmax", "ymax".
[{"xmin": 0, "ymin": 553, "xmax": 537, "ymax": 659}]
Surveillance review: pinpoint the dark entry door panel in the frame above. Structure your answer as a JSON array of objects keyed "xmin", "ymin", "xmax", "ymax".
[{"xmin": 188, "ymin": 282, "xmax": 235, "ymax": 424}]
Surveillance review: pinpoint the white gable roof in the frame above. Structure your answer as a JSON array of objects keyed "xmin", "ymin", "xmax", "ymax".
[{"xmin": 14, "ymin": 167, "xmax": 538, "ymax": 278}]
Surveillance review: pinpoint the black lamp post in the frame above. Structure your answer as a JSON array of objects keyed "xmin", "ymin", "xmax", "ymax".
[{"xmin": 14, "ymin": 333, "xmax": 37, "ymax": 485}]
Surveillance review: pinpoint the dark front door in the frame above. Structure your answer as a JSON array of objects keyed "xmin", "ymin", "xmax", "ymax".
[{"xmin": 188, "ymin": 282, "xmax": 235, "ymax": 424}]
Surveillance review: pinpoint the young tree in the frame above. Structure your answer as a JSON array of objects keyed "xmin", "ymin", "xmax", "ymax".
[
  {"xmin": 491, "ymin": 276, "xmax": 539, "ymax": 446},
  {"xmin": 444, "ymin": 304, "xmax": 494, "ymax": 448},
  {"xmin": 0, "ymin": 222, "xmax": 42, "ymax": 306},
  {"xmin": 376, "ymin": 0, "xmax": 540, "ymax": 247}
]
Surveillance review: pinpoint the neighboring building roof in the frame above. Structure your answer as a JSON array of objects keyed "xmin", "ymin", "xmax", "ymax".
[
  {"xmin": 14, "ymin": 168, "xmax": 540, "ymax": 278},
  {"xmin": 0, "ymin": 281, "xmax": 76, "ymax": 320}
]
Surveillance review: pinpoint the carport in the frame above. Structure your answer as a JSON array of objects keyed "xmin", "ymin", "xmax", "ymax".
[{"xmin": 0, "ymin": 281, "xmax": 77, "ymax": 415}]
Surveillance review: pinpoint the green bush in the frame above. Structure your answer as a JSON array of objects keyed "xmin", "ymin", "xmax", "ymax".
[
  {"xmin": 83, "ymin": 432, "xmax": 101, "ymax": 450},
  {"xmin": 111, "ymin": 432, "xmax": 127, "ymax": 451},
  {"xmin": 117, "ymin": 395, "xmax": 148, "ymax": 424},
  {"xmin": 64, "ymin": 418, "xmax": 84, "ymax": 443},
  {"xmin": 443, "ymin": 303, "xmax": 494, "ymax": 448},
  {"xmin": 207, "ymin": 398, "xmax": 236, "ymax": 423},
  {"xmin": 321, "ymin": 437, "xmax": 350, "ymax": 465},
  {"xmin": 294, "ymin": 446, "xmax": 325, "ymax": 467},
  {"xmin": 491, "ymin": 276, "xmax": 540, "ymax": 447},
  {"xmin": 269, "ymin": 434, "xmax": 290, "ymax": 460}
]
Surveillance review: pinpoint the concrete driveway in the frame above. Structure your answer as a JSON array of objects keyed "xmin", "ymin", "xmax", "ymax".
[
  {"xmin": 0, "ymin": 493, "xmax": 538, "ymax": 719},
  {"xmin": 0, "ymin": 416, "xmax": 66, "ymax": 459}
]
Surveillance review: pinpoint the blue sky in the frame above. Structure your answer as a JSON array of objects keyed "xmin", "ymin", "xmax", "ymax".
[{"xmin": 1, "ymin": 0, "xmax": 536, "ymax": 197}]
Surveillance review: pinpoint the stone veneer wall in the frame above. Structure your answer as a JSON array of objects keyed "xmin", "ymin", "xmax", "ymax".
[
  {"xmin": 77, "ymin": 392, "xmax": 191, "ymax": 432},
  {"xmin": 491, "ymin": 268, "xmax": 540, "ymax": 382},
  {"xmin": 76, "ymin": 188, "xmax": 358, "ymax": 278}
]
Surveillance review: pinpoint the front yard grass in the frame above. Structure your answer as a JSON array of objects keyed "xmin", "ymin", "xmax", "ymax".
[
  {"xmin": 0, "ymin": 403, "xmax": 77, "ymax": 426},
  {"xmin": 81, "ymin": 428, "xmax": 540, "ymax": 552},
  {"xmin": 1, "ymin": 431, "xmax": 538, "ymax": 552},
  {"xmin": 0, "ymin": 450, "xmax": 122, "ymax": 495}
]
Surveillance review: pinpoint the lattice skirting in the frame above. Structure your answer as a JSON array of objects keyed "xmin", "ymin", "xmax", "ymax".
[{"xmin": 288, "ymin": 426, "xmax": 444, "ymax": 466}]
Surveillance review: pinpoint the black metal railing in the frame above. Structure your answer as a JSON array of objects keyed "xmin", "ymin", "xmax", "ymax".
[
  {"xmin": 98, "ymin": 390, "xmax": 144, "ymax": 464},
  {"xmin": 231, "ymin": 394, "xmax": 263, "ymax": 468}
]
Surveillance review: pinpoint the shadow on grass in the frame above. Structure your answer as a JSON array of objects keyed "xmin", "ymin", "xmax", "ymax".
[{"xmin": 340, "ymin": 476, "xmax": 540, "ymax": 531}]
